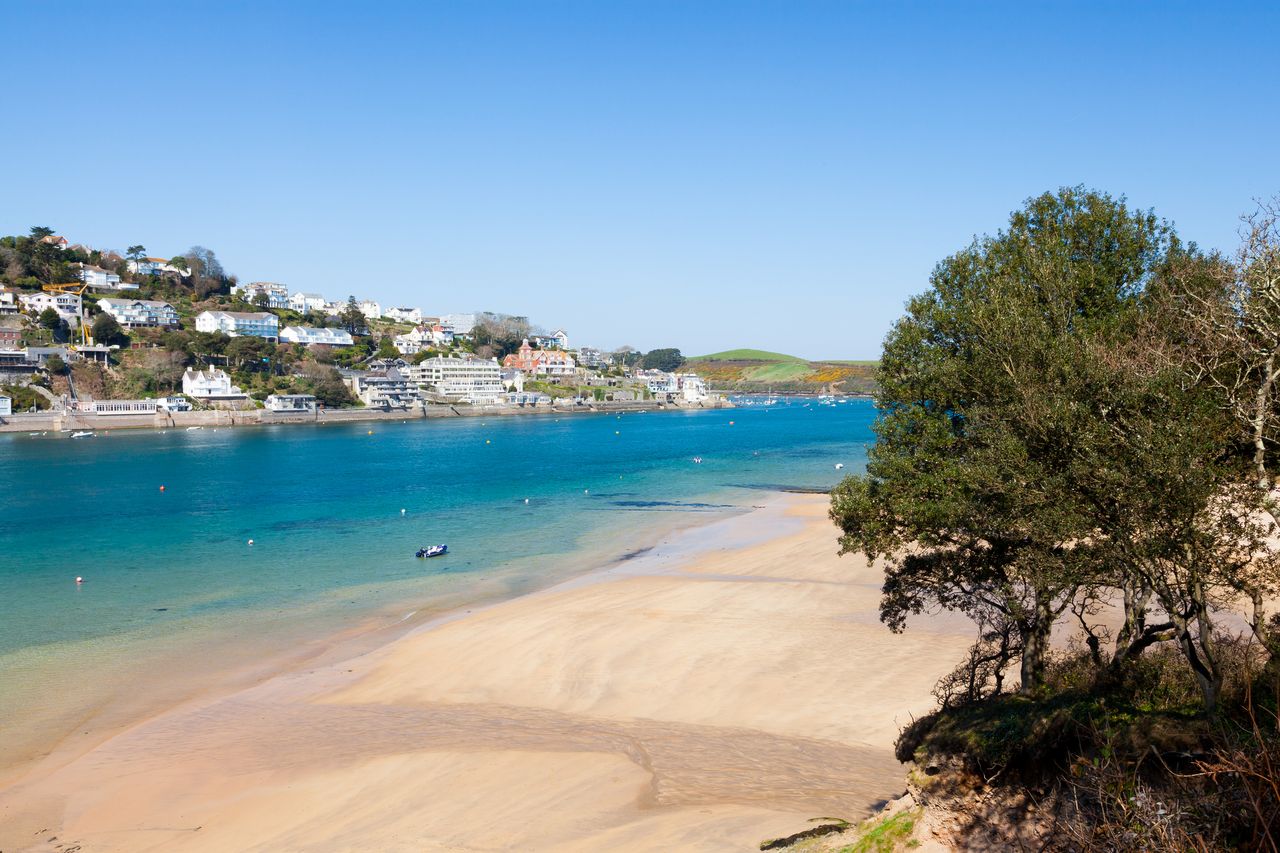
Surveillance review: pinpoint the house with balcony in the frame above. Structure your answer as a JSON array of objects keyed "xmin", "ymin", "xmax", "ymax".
[
  {"xmin": 532, "ymin": 329, "xmax": 569, "ymax": 350},
  {"xmin": 97, "ymin": 298, "xmax": 180, "ymax": 329},
  {"xmin": 346, "ymin": 367, "xmax": 423, "ymax": 410},
  {"xmin": 77, "ymin": 264, "xmax": 122, "ymax": 290},
  {"xmin": 502, "ymin": 339, "xmax": 577, "ymax": 377},
  {"xmin": 195, "ymin": 310, "xmax": 279, "ymax": 340},
  {"xmin": 288, "ymin": 291, "xmax": 328, "ymax": 314},
  {"xmin": 439, "ymin": 313, "xmax": 476, "ymax": 335},
  {"xmin": 19, "ymin": 292, "xmax": 81, "ymax": 326},
  {"xmin": 384, "ymin": 306, "xmax": 422, "ymax": 324},
  {"xmin": 232, "ymin": 282, "xmax": 291, "ymax": 309},
  {"xmin": 127, "ymin": 257, "xmax": 190, "ymax": 278},
  {"xmin": 182, "ymin": 367, "xmax": 248, "ymax": 401},
  {"xmin": 407, "ymin": 356, "xmax": 504, "ymax": 404},
  {"xmin": 265, "ymin": 394, "xmax": 317, "ymax": 413},
  {"xmin": 279, "ymin": 326, "xmax": 354, "ymax": 347}
]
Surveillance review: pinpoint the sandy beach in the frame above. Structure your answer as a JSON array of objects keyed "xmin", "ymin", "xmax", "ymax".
[{"xmin": 0, "ymin": 494, "xmax": 973, "ymax": 852}]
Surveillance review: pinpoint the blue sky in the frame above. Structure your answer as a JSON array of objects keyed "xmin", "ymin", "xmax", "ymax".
[{"xmin": 3, "ymin": 1, "xmax": 1278, "ymax": 359}]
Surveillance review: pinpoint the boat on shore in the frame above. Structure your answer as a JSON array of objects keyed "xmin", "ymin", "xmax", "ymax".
[{"xmin": 415, "ymin": 544, "xmax": 448, "ymax": 559}]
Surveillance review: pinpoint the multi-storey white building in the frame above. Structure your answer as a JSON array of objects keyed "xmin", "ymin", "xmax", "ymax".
[
  {"xmin": 677, "ymin": 373, "xmax": 709, "ymax": 402},
  {"xmin": 19, "ymin": 292, "xmax": 82, "ymax": 326},
  {"xmin": 195, "ymin": 310, "xmax": 279, "ymax": 340},
  {"xmin": 265, "ymin": 394, "xmax": 317, "ymax": 413},
  {"xmin": 182, "ymin": 367, "xmax": 248, "ymax": 400},
  {"xmin": 127, "ymin": 257, "xmax": 190, "ymax": 278},
  {"xmin": 384, "ymin": 306, "xmax": 422, "ymax": 324},
  {"xmin": 576, "ymin": 347, "xmax": 611, "ymax": 368},
  {"xmin": 288, "ymin": 292, "xmax": 327, "ymax": 314},
  {"xmin": 407, "ymin": 356, "xmax": 504, "ymax": 404},
  {"xmin": 347, "ymin": 368, "xmax": 423, "ymax": 410},
  {"xmin": 97, "ymin": 298, "xmax": 180, "ymax": 329},
  {"xmin": 232, "ymin": 282, "xmax": 291, "ymax": 309},
  {"xmin": 279, "ymin": 326, "xmax": 354, "ymax": 347},
  {"xmin": 439, "ymin": 313, "xmax": 476, "ymax": 335},
  {"xmin": 357, "ymin": 300, "xmax": 382, "ymax": 320},
  {"xmin": 77, "ymin": 264, "xmax": 122, "ymax": 290}
]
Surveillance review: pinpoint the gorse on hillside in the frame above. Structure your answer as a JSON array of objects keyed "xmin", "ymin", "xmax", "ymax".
[{"xmin": 831, "ymin": 187, "xmax": 1280, "ymax": 848}]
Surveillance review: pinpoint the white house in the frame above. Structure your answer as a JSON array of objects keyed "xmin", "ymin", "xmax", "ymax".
[
  {"xmin": 0, "ymin": 394, "xmax": 11, "ymax": 417},
  {"xmin": 288, "ymin": 292, "xmax": 328, "ymax": 314},
  {"xmin": 347, "ymin": 368, "xmax": 423, "ymax": 410},
  {"xmin": 279, "ymin": 326, "xmax": 354, "ymax": 347},
  {"xmin": 19, "ymin": 292, "xmax": 81, "ymax": 326},
  {"xmin": 532, "ymin": 329, "xmax": 570, "ymax": 350},
  {"xmin": 232, "ymin": 282, "xmax": 290, "ymax": 309},
  {"xmin": 407, "ymin": 356, "xmax": 504, "ymax": 404},
  {"xmin": 641, "ymin": 370, "xmax": 679, "ymax": 394},
  {"xmin": 265, "ymin": 393, "xmax": 317, "ymax": 413},
  {"xmin": 677, "ymin": 373, "xmax": 709, "ymax": 403},
  {"xmin": 195, "ymin": 310, "xmax": 279, "ymax": 340},
  {"xmin": 182, "ymin": 367, "xmax": 247, "ymax": 400},
  {"xmin": 97, "ymin": 298, "xmax": 180, "ymax": 329},
  {"xmin": 357, "ymin": 300, "xmax": 382, "ymax": 320},
  {"xmin": 77, "ymin": 264, "xmax": 122, "ymax": 290},
  {"xmin": 384, "ymin": 306, "xmax": 422, "ymax": 324},
  {"xmin": 393, "ymin": 327, "xmax": 428, "ymax": 355},
  {"xmin": 0, "ymin": 289, "xmax": 20, "ymax": 315},
  {"xmin": 439, "ymin": 313, "xmax": 476, "ymax": 335},
  {"xmin": 127, "ymin": 257, "xmax": 190, "ymax": 278}
]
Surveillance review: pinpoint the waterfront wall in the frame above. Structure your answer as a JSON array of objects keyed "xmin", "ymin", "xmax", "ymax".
[{"xmin": 0, "ymin": 398, "xmax": 732, "ymax": 434}]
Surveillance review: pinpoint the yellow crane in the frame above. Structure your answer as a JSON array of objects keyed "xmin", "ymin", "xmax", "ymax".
[{"xmin": 41, "ymin": 281, "xmax": 93, "ymax": 346}]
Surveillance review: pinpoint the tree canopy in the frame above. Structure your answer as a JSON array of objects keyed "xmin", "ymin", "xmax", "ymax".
[{"xmin": 831, "ymin": 187, "xmax": 1277, "ymax": 709}]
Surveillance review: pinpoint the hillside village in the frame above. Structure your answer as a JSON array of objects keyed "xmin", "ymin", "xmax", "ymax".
[{"xmin": 0, "ymin": 227, "xmax": 716, "ymax": 424}]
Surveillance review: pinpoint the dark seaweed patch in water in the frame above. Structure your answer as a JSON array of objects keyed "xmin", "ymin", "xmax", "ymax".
[
  {"xmin": 609, "ymin": 500, "xmax": 735, "ymax": 509},
  {"xmin": 616, "ymin": 546, "xmax": 654, "ymax": 562}
]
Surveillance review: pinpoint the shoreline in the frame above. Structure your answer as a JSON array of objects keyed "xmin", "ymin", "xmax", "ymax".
[
  {"xmin": 0, "ymin": 492, "xmax": 972, "ymax": 852},
  {"xmin": 0, "ymin": 397, "xmax": 733, "ymax": 434}
]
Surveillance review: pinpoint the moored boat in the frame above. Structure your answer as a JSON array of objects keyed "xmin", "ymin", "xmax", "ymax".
[{"xmin": 415, "ymin": 544, "xmax": 448, "ymax": 558}]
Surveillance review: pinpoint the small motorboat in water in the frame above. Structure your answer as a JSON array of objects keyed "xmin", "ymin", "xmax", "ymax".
[
  {"xmin": 416, "ymin": 544, "xmax": 449, "ymax": 559},
  {"xmin": 70, "ymin": 431, "xmax": 96, "ymax": 439}
]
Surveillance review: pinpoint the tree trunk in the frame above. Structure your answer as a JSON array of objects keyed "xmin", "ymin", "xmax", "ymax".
[
  {"xmin": 1251, "ymin": 352, "xmax": 1277, "ymax": 491},
  {"xmin": 1018, "ymin": 596, "xmax": 1056, "ymax": 695}
]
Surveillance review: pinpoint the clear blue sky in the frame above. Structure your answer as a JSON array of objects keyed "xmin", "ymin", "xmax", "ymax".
[{"xmin": 3, "ymin": 1, "xmax": 1277, "ymax": 359}]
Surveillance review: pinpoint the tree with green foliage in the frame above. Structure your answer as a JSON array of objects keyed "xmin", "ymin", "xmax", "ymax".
[
  {"xmin": 127, "ymin": 245, "xmax": 146, "ymax": 266},
  {"xmin": 38, "ymin": 307, "xmax": 61, "ymax": 330},
  {"xmin": 338, "ymin": 296, "xmax": 366, "ymax": 336},
  {"xmin": 376, "ymin": 335, "xmax": 399, "ymax": 359},
  {"xmin": 91, "ymin": 312, "xmax": 128, "ymax": 347},
  {"xmin": 830, "ymin": 187, "xmax": 1207, "ymax": 696},
  {"xmin": 641, "ymin": 348, "xmax": 683, "ymax": 371},
  {"xmin": 45, "ymin": 354, "xmax": 66, "ymax": 374}
]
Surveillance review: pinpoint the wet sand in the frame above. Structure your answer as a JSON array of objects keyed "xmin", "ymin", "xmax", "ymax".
[{"xmin": 0, "ymin": 494, "xmax": 974, "ymax": 852}]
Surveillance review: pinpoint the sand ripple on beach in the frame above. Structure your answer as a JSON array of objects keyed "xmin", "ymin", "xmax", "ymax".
[{"xmin": 90, "ymin": 698, "xmax": 899, "ymax": 817}]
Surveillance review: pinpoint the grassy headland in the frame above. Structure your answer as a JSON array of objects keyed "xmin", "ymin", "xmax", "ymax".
[{"xmin": 684, "ymin": 349, "xmax": 877, "ymax": 395}]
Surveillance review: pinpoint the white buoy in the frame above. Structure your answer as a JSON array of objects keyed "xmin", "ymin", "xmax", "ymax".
[
  {"xmin": 524, "ymin": 498, "xmax": 530, "ymax": 504},
  {"xmin": 75, "ymin": 576, "xmax": 83, "ymax": 584},
  {"xmin": 835, "ymin": 463, "xmax": 845, "ymax": 470},
  {"xmin": 248, "ymin": 539, "xmax": 255, "ymax": 546},
  {"xmin": 401, "ymin": 508, "xmax": 406, "ymax": 515}
]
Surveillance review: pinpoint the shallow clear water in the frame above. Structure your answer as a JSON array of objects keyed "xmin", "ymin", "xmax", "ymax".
[{"xmin": 0, "ymin": 399, "xmax": 873, "ymax": 764}]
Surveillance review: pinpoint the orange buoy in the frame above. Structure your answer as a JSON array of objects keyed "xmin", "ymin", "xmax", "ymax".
[{"xmin": 159, "ymin": 485, "xmax": 166, "ymax": 492}]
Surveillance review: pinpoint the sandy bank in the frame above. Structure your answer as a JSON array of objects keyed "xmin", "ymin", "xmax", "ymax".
[{"xmin": 0, "ymin": 495, "xmax": 974, "ymax": 852}]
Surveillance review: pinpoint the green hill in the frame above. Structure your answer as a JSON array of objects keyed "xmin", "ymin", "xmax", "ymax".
[
  {"xmin": 689, "ymin": 349, "xmax": 806, "ymax": 363},
  {"xmin": 682, "ymin": 349, "xmax": 878, "ymax": 395}
]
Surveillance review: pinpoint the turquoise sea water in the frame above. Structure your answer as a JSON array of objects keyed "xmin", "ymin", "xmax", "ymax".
[{"xmin": 0, "ymin": 400, "xmax": 874, "ymax": 766}]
